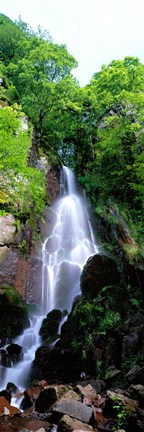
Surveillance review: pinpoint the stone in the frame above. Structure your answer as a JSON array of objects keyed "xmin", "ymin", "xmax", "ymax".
[
  {"xmin": 0, "ymin": 396, "xmax": 20, "ymax": 415},
  {"xmin": 57, "ymin": 414, "xmax": 93, "ymax": 431},
  {"xmin": 7, "ymin": 343, "xmax": 22, "ymax": 356},
  {"xmin": 74, "ymin": 384, "xmax": 97, "ymax": 405},
  {"xmin": 80, "ymin": 254, "xmax": 119, "ymax": 299},
  {"xmin": 35, "ymin": 385, "xmax": 69, "ymax": 412},
  {"xmin": 0, "ymin": 389, "xmax": 11, "ymax": 404},
  {"xmin": 76, "ymin": 380, "xmax": 105, "ymax": 395},
  {"xmin": 3, "ymin": 406, "xmax": 10, "ymax": 415},
  {"xmin": 129, "ymin": 384, "xmax": 144, "ymax": 406},
  {"xmin": 59, "ymin": 390, "xmax": 81, "ymax": 402},
  {"xmin": 22, "ymin": 386, "xmax": 42, "ymax": 409},
  {"xmin": 39, "ymin": 309, "xmax": 62, "ymax": 341},
  {"xmin": 0, "ymin": 416, "xmax": 51, "ymax": 431},
  {"xmin": 122, "ymin": 332, "xmax": 140, "ymax": 359},
  {"xmin": 104, "ymin": 390, "xmax": 139, "ymax": 417},
  {"xmin": 0, "ymin": 214, "xmax": 16, "ymax": 246},
  {"xmin": 126, "ymin": 365, "xmax": 144, "ymax": 385},
  {"xmin": 104, "ymin": 365, "xmax": 121, "ymax": 381},
  {"xmin": 51, "ymin": 400, "xmax": 93, "ymax": 424},
  {"xmin": 31, "ymin": 346, "xmax": 82, "ymax": 383},
  {"xmin": 6, "ymin": 382, "xmax": 18, "ymax": 393}
]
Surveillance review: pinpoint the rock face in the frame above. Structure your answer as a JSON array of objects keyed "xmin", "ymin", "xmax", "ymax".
[
  {"xmin": 80, "ymin": 254, "xmax": 120, "ymax": 299},
  {"xmin": 0, "ymin": 165, "xmax": 60, "ymax": 303},
  {"xmin": 0, "ymin": 214, "xmax": 17, "ymax": 247}
]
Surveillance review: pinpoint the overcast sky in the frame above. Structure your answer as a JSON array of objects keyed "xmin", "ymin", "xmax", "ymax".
[{"xmin": 0, "ymin": 0, "xmax": 144, "ymax": 85}]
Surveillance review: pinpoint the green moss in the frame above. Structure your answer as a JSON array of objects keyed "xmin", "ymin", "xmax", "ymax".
[{"xmin": 0, "ymin": 285, "xmax": 29, "ymax": 338}]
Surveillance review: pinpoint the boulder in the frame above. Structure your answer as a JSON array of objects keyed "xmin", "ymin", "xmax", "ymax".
[
  {"xmin": 0, "ymin": 396, "xmax": 20, "ymax": 415},
  {"xmin": 22, "ymin": 385, "xmax": 42, "ymax": 409},
  {"xmin": 6, "ymin": 382, "xmax": 18, "ymax": 393},
  {"xmin": 57, "ymin": 414, "xmax": 93, "ymax": 431},
  {"xmin": 59, "ymin": 390, "xmax": 81, "ymax": 403},
  {"xmin": 74, "ymin": 384, "xmax": 97, "ymax": 405},
  {"xmin": 51, "ymin": 400, "xmax": 93, "ymax": 425},
  {"xmin": 31, "ymin": 346, "xmax": 82, "ymax": 383},
  {"xmin": 0, "ymin": 390, "xmax": 11, "ymax": 404},
  {"xmin": 0, "ymin": 416, "xmax": 51, "ymax": 431},
  {"xmin": 35, "ymin": 384, "xmax": 69, "ymax": 412},
  {"xmin": 7, "ymin": 343, "xmax": 22, "ymax": 356},
  {"xmin": 122, "ymin": 332, "xmax": 140, "ymax": 360},
  {"xmin": 129, "ymin": 384, "xmax": 144, "ymax": 407},
  {"xmin": 74, "ymin": 380, "xmax": 105, "ymax": 395},
  {"xmin": 126, "ymin": 365, "xmax": 144, "ymax": 385},
  {"xmin": 39, "ymin": 309, "xmax": 62, "ymax": 341},
  {"xmin": 0, "ymin": 302, "xmax": 29, "ymax": 339},
  {"xmin": 104, "ymin": 390, "xmax": 139, "ymax": 417},
  {"xmin": 80, "ymin": 254, "xmax": 119, "ymax": 299}
]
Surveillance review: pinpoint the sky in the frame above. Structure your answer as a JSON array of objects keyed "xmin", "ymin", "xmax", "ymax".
[{"xmin": 0, "ymin": 0, "xmax": 144, "ymax": 86}]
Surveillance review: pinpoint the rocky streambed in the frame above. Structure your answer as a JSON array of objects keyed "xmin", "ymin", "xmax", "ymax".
[{"xmin": 0, "ymin": 376, "xmax": 144, "ymax": 431}]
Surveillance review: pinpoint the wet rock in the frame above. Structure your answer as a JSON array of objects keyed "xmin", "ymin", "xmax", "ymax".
[
  {"xmin": 0, "ymin": 396, "xmax": 20, "ymax": 415},
  {"xmin": 57, "ymin": 414, "xmax": 93, "ymax": 431},
  {"xmin": 35, "ymin": 384, "xmax": 69, "ymax": 412},
  {"xmin": 0, "ymin": 302, "xmax": 29, "ymax": 339},
  {"xmin": 7, "ymin": 343, "xmax": 22, "ymax": 356},
  {"xmin": 6, "ymin": 382, "xmax": 19, "ymax": 393},
  {"xmin": 51, "ymin": 400, "xmax": 93, "ymax": 424},
  {"xmin": 0, "ymin": 389, "xmax": 11, "ymax": 404},
  {"xmin": 80, "ymin": 254, "xmax": 119, "ymax": 300},
  {"xmin": 39, "ymin": 309, "xmax": 62, "ymax": 341}
]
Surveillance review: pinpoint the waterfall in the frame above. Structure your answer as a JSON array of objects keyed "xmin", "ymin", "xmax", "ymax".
[
  {"xmin": 0, "ymin": 166, "xmax": 98, "ymax": 395},
  {"xmin": 41, "ymin": 166, "xmax": 98, "ymax": 313}
]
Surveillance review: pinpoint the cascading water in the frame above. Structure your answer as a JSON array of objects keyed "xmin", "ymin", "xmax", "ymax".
[
  {"xmin": 0, "ymin": 166, "xmax": 98, "ymax": 398},
  {"xmin": 42, "ymin": 166, "xmax": 98, "ymax": 313}
]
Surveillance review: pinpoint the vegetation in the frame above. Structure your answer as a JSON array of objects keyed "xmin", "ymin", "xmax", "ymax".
[
  {"xmin": 0, "ymin": 14, "xmax": 144, "ymax": 239},
  {"xmin": 0, "ymin": 285, "xmax": 29, "ymax": 338},
  {"xmin": 0, "ymin": 14, "xmax": 144, "ymax": 374}
]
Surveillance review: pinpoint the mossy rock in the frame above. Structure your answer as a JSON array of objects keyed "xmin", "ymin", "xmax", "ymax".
[
  {"xmin": 0, "ymin": 285, "xmax": 29, "ymax": 338},
  {"xmin": 80, "ymin": 253, "xmax": 120, "ymax": 300}
]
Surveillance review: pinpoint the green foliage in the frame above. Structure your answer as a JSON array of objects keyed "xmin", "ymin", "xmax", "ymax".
[
  {"xmin": 98, "ymin": 310, "xmax": 121, "ymax": 334},
  {"xmin": 0, "ymin": 284, "xmax": 27, "ymax": 309},
  {"xmin": 113, "ymin": 404, "xmax": 127, "ymax": 431},
  {"xmin": 0, "ymin": 105, "xmax": 46, "ymax": 218},
  {"xmin": 0, "ymin": 13, "xmax": 144, "ymax": 252},
  {"xmin": 68, "ymin": 295, "xmax": 122, "ymax": 353}
]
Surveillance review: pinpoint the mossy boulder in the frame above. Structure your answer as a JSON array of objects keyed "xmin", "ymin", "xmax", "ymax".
[
  {"xmin": 0, "ymin": 286, "xmax": 29, "ymax": 338},
  {"xmin": 80, "ymin": 254, "xmax": 120, "ymax": 300}
]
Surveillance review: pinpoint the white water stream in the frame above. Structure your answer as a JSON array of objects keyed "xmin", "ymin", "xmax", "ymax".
[{"xmin": 0, "ymin": 166, "xmax": 98, "ymax": 399}]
